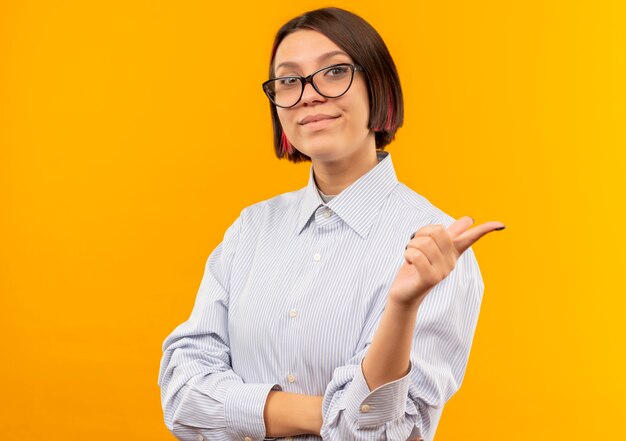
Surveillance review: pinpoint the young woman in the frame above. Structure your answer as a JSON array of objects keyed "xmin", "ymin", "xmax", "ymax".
[{"xmin": 158, "ymin": 7, "xmax": 505, "ymax": 441}]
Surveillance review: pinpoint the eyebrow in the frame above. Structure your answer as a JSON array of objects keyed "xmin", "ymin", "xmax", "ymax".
[{"xmin": 275, "ymin": 50, "xmax": 350, "ymax": 73}]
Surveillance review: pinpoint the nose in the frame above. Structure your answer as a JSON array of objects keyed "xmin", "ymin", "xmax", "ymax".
[{"xmin": 299, "ymin": 78, "xmax": 326, "ymax": 106}]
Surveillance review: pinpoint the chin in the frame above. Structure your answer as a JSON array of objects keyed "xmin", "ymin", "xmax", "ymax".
[
  {"xmin": 302, "ymin": 148, "xmax": 346, "ymax": 162},
  {"xmin": 297, "ymin": 140, "xmax": 337, "ymax": 155}
]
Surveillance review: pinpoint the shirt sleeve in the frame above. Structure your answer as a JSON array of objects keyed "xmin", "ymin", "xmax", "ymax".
[
  {"xmin": 320, "ymin": 246, "xmax": 485, "ymax": 441},
  {"xmin": 157, "ymin": 210, "xmax": 282, "ymax": 441}
]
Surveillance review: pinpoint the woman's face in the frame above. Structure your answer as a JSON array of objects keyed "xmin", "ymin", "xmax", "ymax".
[{"xmin": 273, "ymin": 29, "xmax": 373, "ymax": 162}]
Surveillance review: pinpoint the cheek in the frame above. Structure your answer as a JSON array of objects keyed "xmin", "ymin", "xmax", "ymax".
[
  {"xmin": 276, "ymin": 111, "xmax": 287, "ymax": 128},
  {"xmin": 277, "ymin": 110, "xmax": 297, "ymax": 133},
  {"xmin": 346, "ymin": 87, "xmax": 370, "ymax": 128},
  {"xmin": 344, "ymin": 102, "xmax": 369, "ymax": 131},
  {"xmin": 358, "ymin": 93, "xmax": 370, "ymax": 123}
]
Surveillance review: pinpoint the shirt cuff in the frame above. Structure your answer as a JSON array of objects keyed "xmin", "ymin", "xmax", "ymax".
[
  {"xmin": 343, "ymin": 358, "xmax": 413, "ymax": 428},
  {"xmin": 224, "ymin": 382, "xmax": 282, "ymax": 440}
]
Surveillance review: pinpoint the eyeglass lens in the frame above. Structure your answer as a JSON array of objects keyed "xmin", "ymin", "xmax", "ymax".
[{"xmin": 265, "ymin": 65, "xmax": 354, "ymax": 108}]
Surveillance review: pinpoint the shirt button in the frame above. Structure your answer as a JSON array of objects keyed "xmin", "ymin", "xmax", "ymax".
[
  {"xmin": 287, "ymin": 373, "xmax": 296, "ymax": 383},
  {"xmin": 288, "ymin": 309, "xmax": 298, "ymax": 318},
  {"xmin": 197, "ymin": 434, "xmax": 204, "ymax": 441},
  {"xmin": 322, "ymin": 209, "xmax": 331, "ymax": 218},
  {"xmin": 244, "ymin": 437, "xmax": 252, "ymax": 441},
  {"xmin": 360, "ymin": 404, "xmax": 371, "ymax": 413},
  {"xmin": 313, "ymin": 253, "xmax": 321, "ymax": 261}
]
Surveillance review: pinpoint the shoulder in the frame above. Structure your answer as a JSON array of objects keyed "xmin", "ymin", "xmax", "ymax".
[
  {"xmin": 236, "ymin": 186, "xmax": 305, "ymax": 227},
  {"xmin": 391, "ymin": 182, "xmax": 458, "ymax": 228},
  {"xmin": 218, "ymin": 187, "xmax": 305, "ymax": 257}
]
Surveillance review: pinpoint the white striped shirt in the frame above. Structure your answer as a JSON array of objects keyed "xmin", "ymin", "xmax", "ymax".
[{"xmin": 158, "ymin": 150, "xmax": 485, "ymax": 441}]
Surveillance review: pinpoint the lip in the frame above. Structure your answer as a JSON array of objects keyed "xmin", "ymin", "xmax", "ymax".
[
  {"xmin": 299, "ymin": 114, "xmax": 340, "ymax": 125},
  {"xmin": 301, "ymin": 115, "xmax": 341, "ymax": 131}
]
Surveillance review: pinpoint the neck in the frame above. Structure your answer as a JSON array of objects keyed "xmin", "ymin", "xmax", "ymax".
[{"xmin": 312, "ymin": 135, "xmax": 379, "ymax": 196}]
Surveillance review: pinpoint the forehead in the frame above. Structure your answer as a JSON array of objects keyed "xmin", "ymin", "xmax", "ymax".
[{"xmin": 274, "ymin": 29, "xmax": 351, "ymax": 72}]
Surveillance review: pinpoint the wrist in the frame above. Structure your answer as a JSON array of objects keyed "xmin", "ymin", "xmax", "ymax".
[
  {"xmin": 301, "ymin": 395, "xmax": 323, "ymax": 435},
  {"xmin": 264, "ymin": 392, "xmax": 323, "ymax": 437},
  {"xmin": 386, "ymin": 296, "xmax": 422, "ymax": 313}
]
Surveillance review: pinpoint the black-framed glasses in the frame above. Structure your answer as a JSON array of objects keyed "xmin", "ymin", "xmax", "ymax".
[{"xmin": 262, "ymin": 63, "xmax": 365, "ymax": 108}]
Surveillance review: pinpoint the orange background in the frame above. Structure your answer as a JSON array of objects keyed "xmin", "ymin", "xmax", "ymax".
[{"xmin": 1, "ymin": 1, "xmax": 624, "ymax": 439}]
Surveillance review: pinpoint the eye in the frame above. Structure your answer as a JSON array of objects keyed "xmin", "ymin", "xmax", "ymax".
[
  {"xmin": 277, "ymin": 77, "xmax": 299, "ymax": 87},
  {"xmin": 324, "ymin": 65, "xmax": 350, "ymax": 78}
]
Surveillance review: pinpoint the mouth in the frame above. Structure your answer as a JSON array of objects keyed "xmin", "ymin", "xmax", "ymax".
[
  {"xmin": 300, "ymin": 115, "xmax": 341, "ymax": 130},
  {"xmin": 300, "ymin": 114, "xmax": 341, "ymax": 125}
]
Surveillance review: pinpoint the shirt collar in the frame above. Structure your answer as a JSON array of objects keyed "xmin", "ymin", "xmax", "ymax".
[{"xmin": 296, "ymin": 150, "xmax": 399, "ymax": 239}]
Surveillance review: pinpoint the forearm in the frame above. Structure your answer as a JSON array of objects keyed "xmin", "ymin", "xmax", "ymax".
[
  {"xmin": 263, "ymin": 391, "xmax": 323, "ymax": 437},
  {"xmin": 361, "ymin": 299, "xmax": 421, "ymax": 390}
]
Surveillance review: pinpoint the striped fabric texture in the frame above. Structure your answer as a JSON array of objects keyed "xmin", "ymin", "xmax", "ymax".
[{"xmin": 158, "ymin": 150, "xmax": 485, "ymax": 441}]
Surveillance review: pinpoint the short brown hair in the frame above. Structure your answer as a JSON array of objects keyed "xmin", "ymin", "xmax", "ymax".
[{"xmin": 267, "ymin": 7, "xmax": 404, "ymax": 163}]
